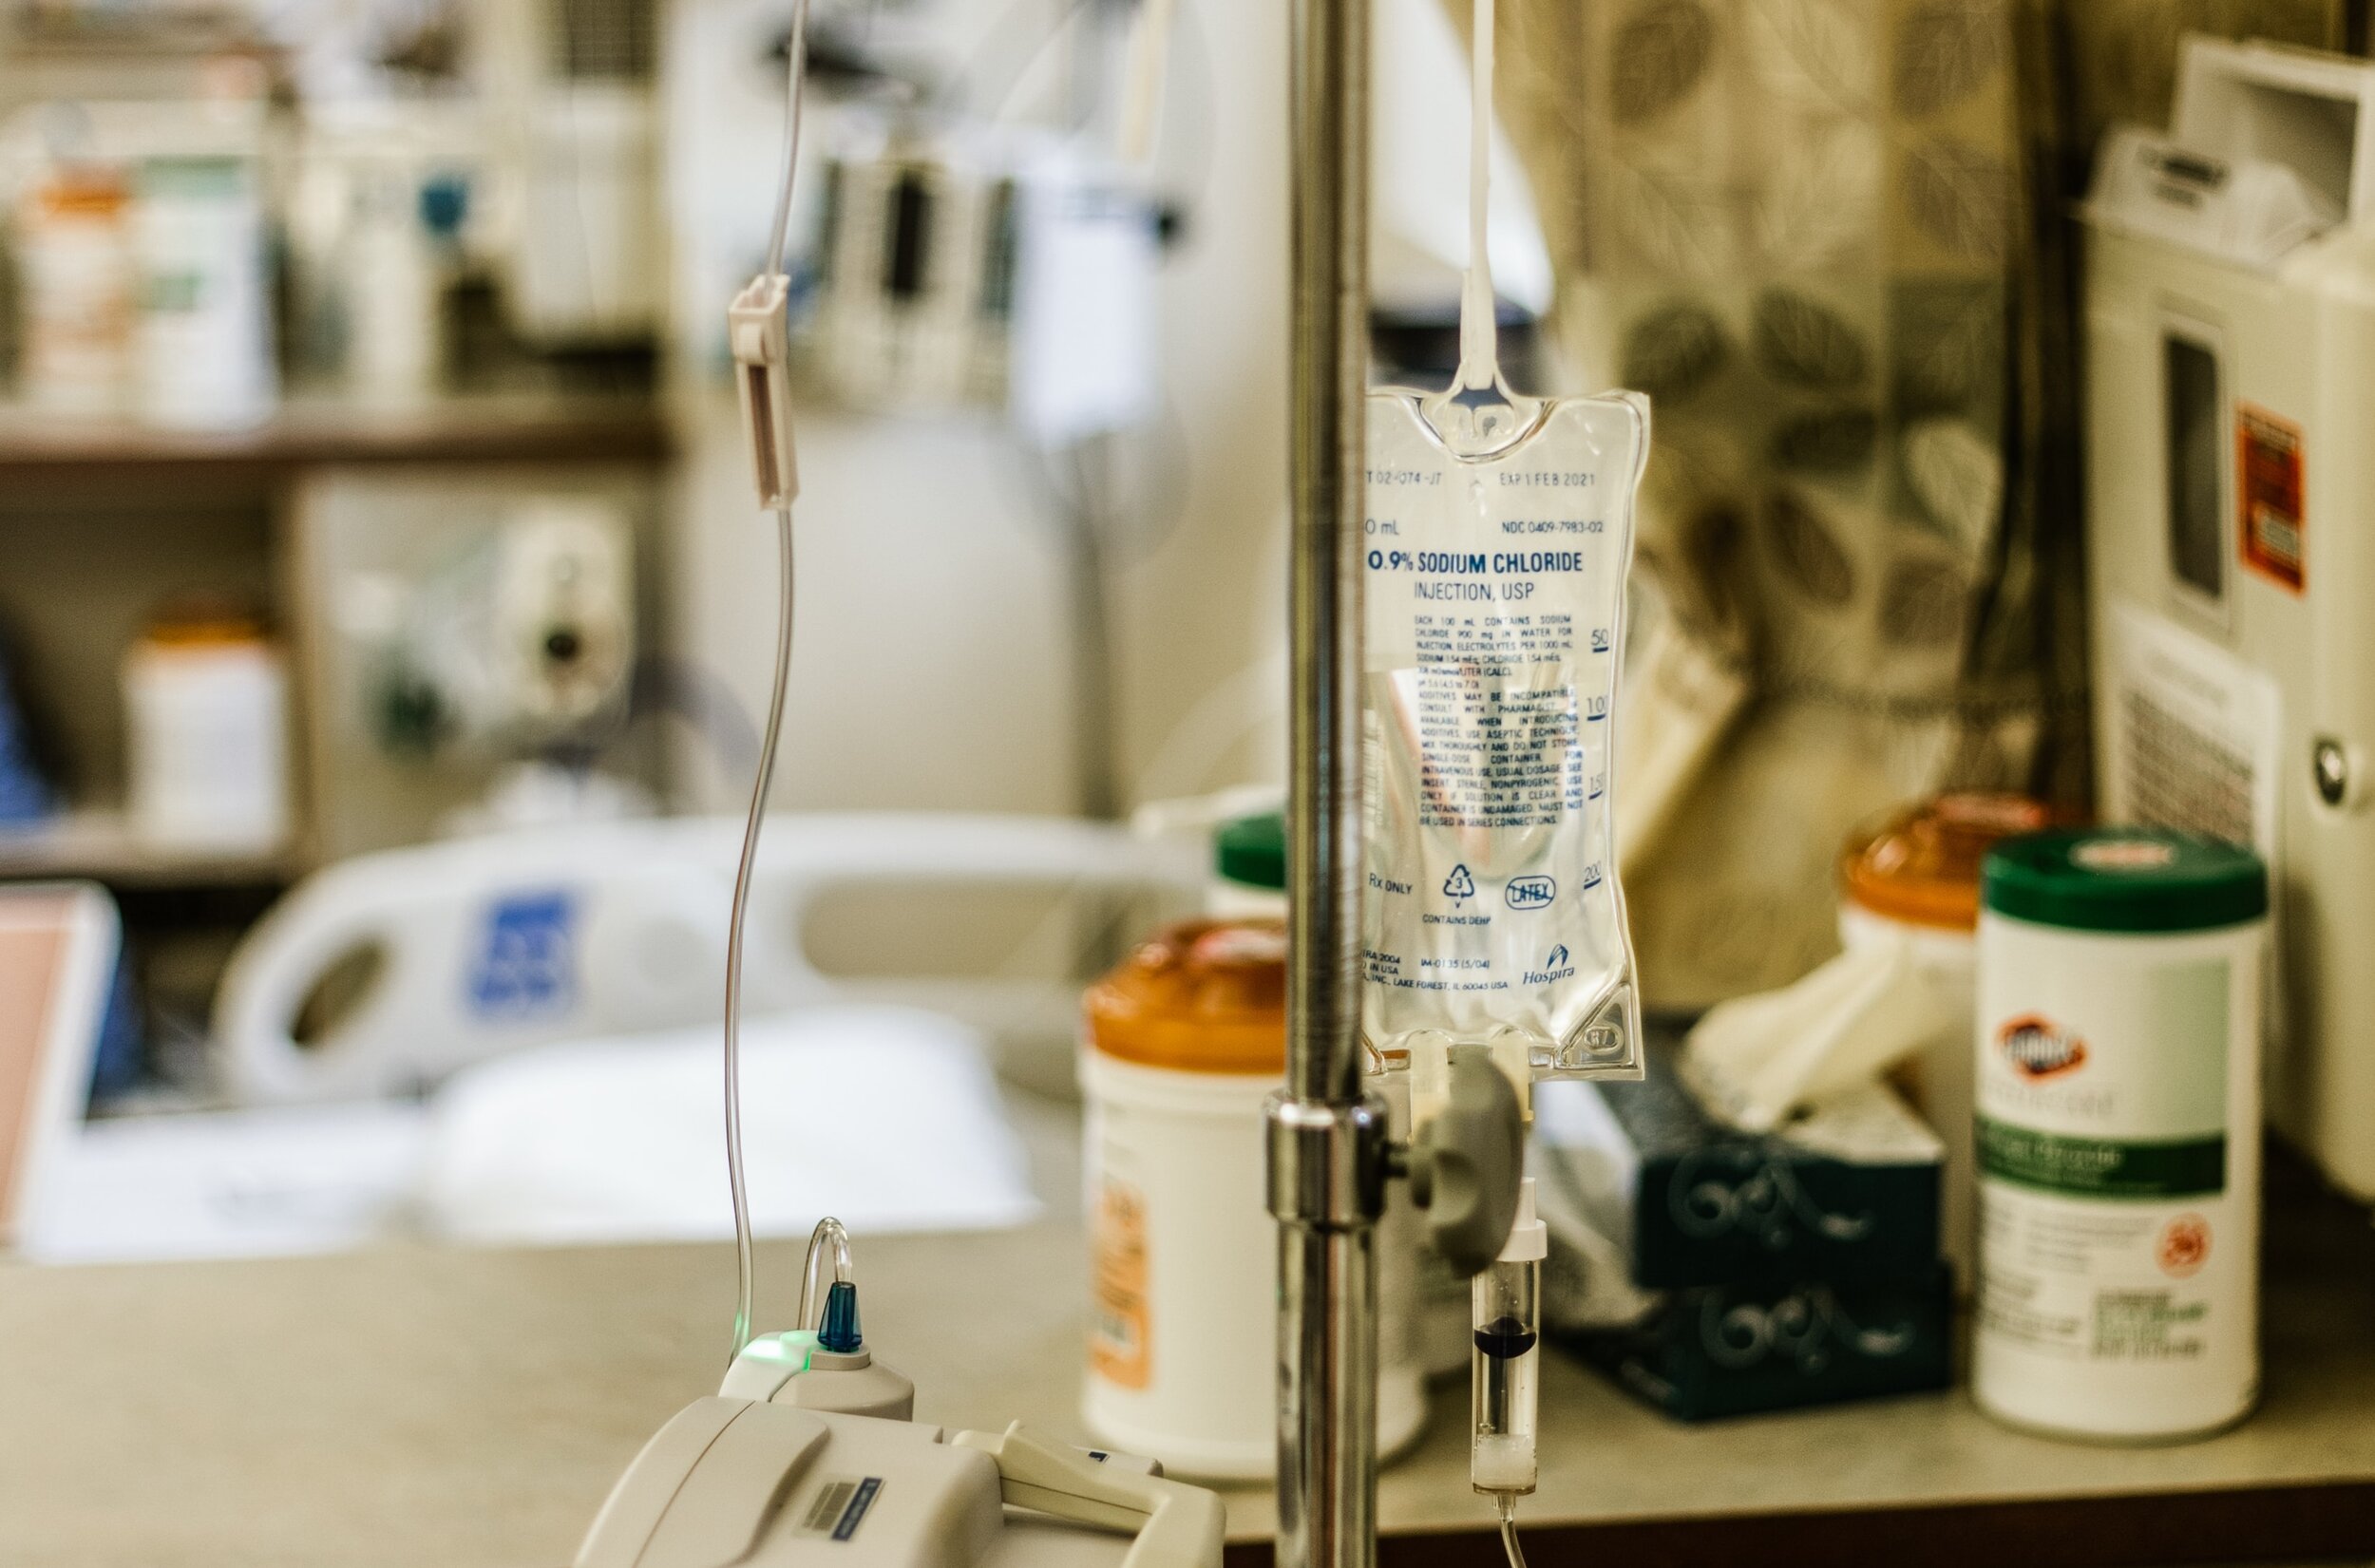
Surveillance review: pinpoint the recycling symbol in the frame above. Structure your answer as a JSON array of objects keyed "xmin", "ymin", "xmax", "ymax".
[{"xmin": 1442, "ymin": 864, "xmax": 1476, "ymax": 899}]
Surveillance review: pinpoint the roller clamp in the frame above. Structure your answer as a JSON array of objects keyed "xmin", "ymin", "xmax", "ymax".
[{"xmin": 730, "ymin": 273, "xmax": 800, "ymax": 510}]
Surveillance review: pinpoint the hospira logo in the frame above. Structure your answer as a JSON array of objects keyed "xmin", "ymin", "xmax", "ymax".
[
  {"xmin": 1997, "ymin": 1014, "xmax": 2087, "ymax": 1081},
  {"xmin": 1522, "ymin": 945, "xmax": 1576, "ymax": 987}
]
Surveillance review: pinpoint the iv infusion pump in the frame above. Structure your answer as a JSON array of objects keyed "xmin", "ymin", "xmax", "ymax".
[{"xmin": 2084, "ymin": 36, "xmax": 2375, "ymax": 1198}]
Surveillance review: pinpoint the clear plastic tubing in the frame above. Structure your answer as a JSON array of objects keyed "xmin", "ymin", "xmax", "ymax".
[{"xmin": 1472, "ymin": 1177, "xmax": 1544, "ymax": 1496}]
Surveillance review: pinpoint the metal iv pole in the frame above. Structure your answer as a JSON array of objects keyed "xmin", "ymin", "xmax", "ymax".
[{"xmin": 1267, "ymin": 0, "xmax": 1383, "ymax": 1562}]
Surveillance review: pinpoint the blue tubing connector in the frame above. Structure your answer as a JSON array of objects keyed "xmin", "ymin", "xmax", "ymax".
[{"xmin": 819, "ymin": 1280, "xmax": 863, "ymax": 1353}]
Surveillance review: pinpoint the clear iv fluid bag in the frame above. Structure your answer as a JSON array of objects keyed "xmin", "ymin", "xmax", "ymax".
[{"xmin": 1361, "ymin": 388, "xmax": 1650, "ymax": 1079}]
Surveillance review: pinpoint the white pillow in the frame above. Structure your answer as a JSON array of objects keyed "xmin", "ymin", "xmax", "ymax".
[{"xmin": 421, "ymin": 1004, "xmax": 1041, "ymax": 1245}]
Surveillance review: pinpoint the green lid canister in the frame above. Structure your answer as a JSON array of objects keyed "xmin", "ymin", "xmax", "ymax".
[
  {"xmin": 1981, "ymin": 829, "xmax": 2267, "ymax": 935},
  {"xmin": 1971, "ymin": 828, "xmax": 2268, "ymax": 1443}
]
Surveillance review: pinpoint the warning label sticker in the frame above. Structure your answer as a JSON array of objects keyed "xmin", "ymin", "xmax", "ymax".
[
  {"xmin": 2237, "ymin": 403, "xmax": 2305, "ymax": 593},
  {"xmin": 1089, "ymin": 1177, "xmax": 1151, "ymax": 1389},
  {"xmin": 2106, "ymin": 603, "xmax": 2280, "ymax": 856}
]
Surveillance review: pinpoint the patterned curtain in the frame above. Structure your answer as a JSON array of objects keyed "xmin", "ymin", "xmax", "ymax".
[{"xmin": 1478, "ymin": 0, "xmax": 2346, "ymax": 1011}]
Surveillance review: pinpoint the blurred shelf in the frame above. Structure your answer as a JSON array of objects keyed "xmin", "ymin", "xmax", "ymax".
[
  {"xmin": 7, "ymin": 7, "xmax": 256, "ymax": 52},
  {"xmin": 0, "ymin": 812, "xmax": 296, "ymax": 887},
  {"xmin": 0, "ymin": 392, "xmax": 674, "ymax": 483}
]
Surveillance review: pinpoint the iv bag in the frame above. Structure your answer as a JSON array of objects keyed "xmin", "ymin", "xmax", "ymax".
[
  {"xmin": 1360, "ymin": 385, "xmax": 1650, "ymax": 1081},
  {"xmin": 1360, "ymin": 0, "xmax": 1647, "ymax": 1082}
]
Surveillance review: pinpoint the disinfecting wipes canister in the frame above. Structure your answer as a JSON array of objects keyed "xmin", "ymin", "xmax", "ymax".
[{"xmin": 1971, "ymin": 829, "xmax": 2268, "ymax": 1442}]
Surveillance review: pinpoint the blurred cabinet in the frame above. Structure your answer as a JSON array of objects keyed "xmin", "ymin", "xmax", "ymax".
[
  {"xmin": 0, "ymin": 393, "xmax": 672, "ymax": 1032},
  {"xmin": 289, "ymin": 460, "xmax": 666, "ymax": 860}
]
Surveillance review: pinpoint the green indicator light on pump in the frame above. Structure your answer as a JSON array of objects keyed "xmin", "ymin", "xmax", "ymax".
[{"xmin": 736, "ymin": 1329, "xmax": 819, "ymax": 1370}]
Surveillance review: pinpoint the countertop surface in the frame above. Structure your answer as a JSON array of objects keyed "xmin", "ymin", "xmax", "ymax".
[
  {"xmin": 4, "ymin": 1140, "xmax": 2375, "ymax": 1568},
  {"xmin": 4, "ymin": 1154, "xmax": 2375, "ymax": 1568}
]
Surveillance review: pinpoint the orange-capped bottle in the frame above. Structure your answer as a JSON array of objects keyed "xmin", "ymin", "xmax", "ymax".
[
  {"xmin": 1083, "ymin": 917, "xmax": 1288, "ymax": 1077},
  {"xmin": 1837, "ymin": 792, "xmax": 2062, "ymax": 1284},
  {"xmin": 1841, "ymin": 792, "xmax": 2060, "ymax": 937},
  {"xmin": 1077, "ymin": 811, "xmax": 1426, "ymax": 1477}
]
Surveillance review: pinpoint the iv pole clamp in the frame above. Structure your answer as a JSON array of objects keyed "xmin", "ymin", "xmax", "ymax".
[{"xmin": 1264, "ymin": 0, "xmax": 1387, "ymax": 1566}]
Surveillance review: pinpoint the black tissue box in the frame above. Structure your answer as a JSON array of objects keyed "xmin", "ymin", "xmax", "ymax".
[
  {"xmin": 1532, "ymin": 1045, "xmax": 1944, "ymax": 1288},
  {"xmin": 1556, "ymin": 1266, "xmax": 1955, "ymax": 1422}
]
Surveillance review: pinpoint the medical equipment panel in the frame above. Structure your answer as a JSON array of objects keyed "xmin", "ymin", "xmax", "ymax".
[{"xmin": 2082, "ymin": 36, "xmax": 2375, "ymax": 1198}]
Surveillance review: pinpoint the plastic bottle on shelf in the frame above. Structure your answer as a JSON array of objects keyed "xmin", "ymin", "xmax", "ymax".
[
  {"xmin": 15, "ymin": 163, "xmax": 136, "ymax": 415},
  {"xmin": 123, "ymin": 607, "xmax": 290, "ymax": 856},
  {"xmin": 134, "ymin": 154, "xmax": 276, "ymax": 431}
]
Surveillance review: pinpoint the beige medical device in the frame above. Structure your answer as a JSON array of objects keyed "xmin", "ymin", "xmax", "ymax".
[
  {"xmin": 2083, "ymin": 36, "xmax": 2375, "ymax": 1197},
  {"xmin": 577, "ymin": 1401, "xmax": 1226, "ymax": 1568}
]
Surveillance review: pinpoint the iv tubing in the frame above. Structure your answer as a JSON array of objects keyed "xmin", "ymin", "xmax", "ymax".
[
  {"xmin": 797, "ymin": 1217, "xmax": 854, "ymax": 1329},
  {"xmin": 1456, "ymin": 0, "xmax": 1495, "ymax": 384},
  {"xmin": 726, "ymin": 0, "xmax": 812, "ymax": 1366},
  {"xmin": 1496, "ymin": 1494, "xmax": 1528, "ymax": 1568},
  {"xmin": 763, "ymin": 0, "xmax": 812, "ymax": 281},
  {"xmin": 726, "ymin": 503, "xmax": 796, "ymax": 1361}
]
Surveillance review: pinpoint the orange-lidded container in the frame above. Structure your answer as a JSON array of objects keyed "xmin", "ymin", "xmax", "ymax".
[
  {"xmin": 1836, "ymin": 792, "xmax": 2059, "ymax": 1290},
  {"xmin": 16, "ymin": 163, "xmax": 134, "ymax": 414},
  {"xmin": 1841, "ymin": 792, "xmax": 2061, "ymax": 935},
  {"xmin": 123, "ymin": 600, "xmax": 289, "ymax": 854},
  {"xmin": 1078, "ymin": 911, "xmax": 1428, "ymax": 1478},
  {"xmin": 1083, "ymin": 917, "xmax": 1287, "ymax": 1075},
  {"xmin": 1078, "ymin": 916, "xmax": 1286, "ymax": 1479}
]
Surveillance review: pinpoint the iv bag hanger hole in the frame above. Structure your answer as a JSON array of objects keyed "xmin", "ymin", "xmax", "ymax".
[
  {"xmin": 1419, "ymin": 367, "xmax": 1544, "ymax": 463},
  {"xmin": 1412, "ymin": 0, "xmax": 1542, "ymax": 465}
]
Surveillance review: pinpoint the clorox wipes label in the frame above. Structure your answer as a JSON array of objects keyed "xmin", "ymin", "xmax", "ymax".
[{"xmin": 1972, "ymin": 921, "xmax": 2259, "ymax": 1439}]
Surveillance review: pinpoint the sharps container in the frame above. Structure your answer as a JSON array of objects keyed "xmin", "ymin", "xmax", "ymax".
[
  {"xmin": 1972, "ymin": 828, "xmax": 2267, "ymax": 1442},
  {"xmin": 1838, "ymin": 793, "xmax": 2055, "ymax": 1286},
  {"xmin": 1080, "ymin": 909, "xmax": 1426, "ymax": 1478}
]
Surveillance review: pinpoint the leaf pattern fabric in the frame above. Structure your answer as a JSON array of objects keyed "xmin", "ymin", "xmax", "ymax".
[
  {"xmin": 1743, "ymin": 0, "xmax": 1875, "ymax": 110},
  {"xmin": 1624, "ymin": 303, "xmax": 1734, "ymax": 401},
  {"xmin": 1901, "ymin": 416, "xmax": 2004, "ymax": 553},
  {"xmin": 1613, "ymin": 0, "xmax": 1720, "ymax": 122},
  {"xmin": 1753, "ymin": 290, "xmax": 1872, "ymax": 387},
  {"xmin": 1878, "ymin": 552, "xmax": 1970, "ymax": 647},
  {"xmin": 1472, "ymin": 0, "xmax": 2342, "ymax": 1008},
  {"xmin": 1609, "ymin": 160, "xmax": 1738, "ymax": 278},
  {"xmin": 1890, "ymin": 279, "xmax": 1999, "ymax": 411},
  {"xmin": 1753, "ymin": 118, "xmax": 1882, "ymax": 270},
  {"xmin": 1903, "ymin": 139, "xmax": 2013, "ymax": 261},
  {"xmin": 1772, "ymin": 406, "xmax": 1880, "ymax": 472},
  {"xmin": 1894, "ymin": 0, "xmax": 2006, "ymax": 113},
  {"xmin": 1761, "ymin": 488, "xmax": 1857, "ymax": 605}
]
